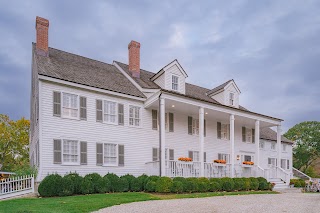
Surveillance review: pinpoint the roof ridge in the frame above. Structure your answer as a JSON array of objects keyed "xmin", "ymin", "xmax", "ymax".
[
  {"xmin": 33, "ymin": 42, "xmax": 115, "ymax": 68},
  {"xmin": 114, "ymin": 61, "xmax": 157, "ymax": 75}
]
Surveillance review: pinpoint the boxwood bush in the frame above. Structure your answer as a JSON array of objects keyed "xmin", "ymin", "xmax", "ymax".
[
  {"xmin": 38, "ymin": 174, "xmax": 63, "ymax": 197},
  {"xmin": 38, "ymin": 173, "xmax": 273, "ymax": 197}
]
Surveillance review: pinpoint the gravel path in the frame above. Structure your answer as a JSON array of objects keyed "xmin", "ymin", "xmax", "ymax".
[{"xmin": 94, "ymin": 190, "xmax": 320, "ymax": 213}]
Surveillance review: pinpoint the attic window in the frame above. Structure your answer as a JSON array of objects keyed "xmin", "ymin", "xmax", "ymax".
[
  {"xmin": 229, "ymin": 93, "xmax": 234, "ymax": 106},
  {"xmin": 172, "ymin": 75, "xmax": 179, "ymax": 91}
]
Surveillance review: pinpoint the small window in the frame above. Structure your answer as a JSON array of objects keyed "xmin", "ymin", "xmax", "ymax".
[
  {"xmin": 62, "ymin": 140, "xmax": 79, "ymax": 164},
  {"xmin": 104, "ymin": 143, "xmax": 117, "ymax": 166},
  {"xmin": 229, "ymin": 93, "xmax": 234, "ymax": 106},
  {"xmin": 281, "ymin": 159, "xmax": 286, "ymax": 169},
  {"xmin": 259, "ymin": 141, "xmax": 265, "ymax": 149},
  {"xmin": 244, "ymin": 155, "xmax": 252, "ymax": 162},
  {"xmin": 104, "ymin": 101, "xmax": 117, "ymax": 124},
  {"xmin": 129, "ymin": 106, "xmax": 141, "ymax": 126},
  {"xmin": 62, "ymin": 93, "xmax": 78, "ymax": 118},
  {"xmin": 287, "ymin": 159, "xmax": 290, "ymax": 170},
  {"xmin": 271, "ymin": 142, "xmax": 276, "ymax": 150},
  {"xmin": 172, "ymin": 75, "xmax": 179, "ymax": 91},
  {"xmin": 282, "ymin": 144, "xmax": 287, "ymax": 152},
  {"xmin": 218, "ymin": 153, "xmax": 230, "ymax": 163},
  {"xmin": 221, "ymin": 123, "xmax": 230, "ymax": 140},
  {"xmin": 192, "ymin": 119, "xmax": 199, "ymax": 135},
  {"xmin": 192, "ymin": 151, "xmax": 200, "ymax": 162},
  {"xmin": 152, "ymin": 148, "xmax": 159, "ymax": 161}
]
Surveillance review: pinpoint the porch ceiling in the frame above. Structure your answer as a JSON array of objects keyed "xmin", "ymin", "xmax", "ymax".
[{"xmin": 146, "ymin": 97, "xmax": 278, "ymax": 128}]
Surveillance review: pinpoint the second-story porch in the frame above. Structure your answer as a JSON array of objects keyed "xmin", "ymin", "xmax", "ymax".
[{"xmin": 144, "ymin": 90, "xmax": 291, "ymax": 184}]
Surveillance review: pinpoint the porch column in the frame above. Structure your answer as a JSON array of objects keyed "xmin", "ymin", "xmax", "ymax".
[
  {"xmin": 160, "ymin": 97, "xmax": 166, "ymax": 176},
  {"xmin": 255, "ymin": 120, "xmax": 260, "ymax": 166},
  {"xmin": 277, "ymin": 125, "xmax": 282, "ymax": 168},
  {"xmin": 199, "ymin": 107, "xmax": 204, "ymax": 177},
  {"xmin": 230, "ymin": 114, "xmax": 235, "ymax": 178}
]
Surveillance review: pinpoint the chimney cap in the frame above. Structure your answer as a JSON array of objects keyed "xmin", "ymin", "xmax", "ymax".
[
  {"xmin": 36, "ymin": 16, "xmax": 49, "ymax": 28},
  {"xmin": 128, "ymin": 40, "xmax": 140, "ymax": 49}
]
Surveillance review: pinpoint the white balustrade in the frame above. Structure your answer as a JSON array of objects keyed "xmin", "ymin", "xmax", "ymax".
[{"xmin": 0, "ymin": 175, "xmax": 34, "ymax": 200}]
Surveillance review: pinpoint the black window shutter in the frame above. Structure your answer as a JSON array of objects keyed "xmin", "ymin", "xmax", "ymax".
[
  {"xmin": 188, "ymin": 151, "xmax": 193, "ymax": 160},
  {"xmin": 96, "ymin": 143, "xmax": 103, "ymax": 165},
  {"xmin": 53, "ymin": 139, "xmax": 62, "ymax": 164},
  {"xmin": 242, "ymin": 127, "xmax": 246, "ymax": 142},
  {"xmin": 188, "ymin": 116, "xmax": 193, "ymax": 135},
  {"xmin": 152, "ymin": 148, "xmax": 158, "ymax": 161},
  {"xmin": 80, "ymin": 141, "xmax": 87, "ymax": 165},
  {"xmin": 118, "ymin": 104, "xmax": 124, "ymax": 125},
  {"xmin": 217, "ymin": 122, "xmax": 221, "ymax": 139},
  {"xmin": 252, "ymin": 129, "xmax": 255, "ymax": 143},
  {"xmin": 204, "ymin": 152, "xmax": 207, "ymax": 162},
  {"xmin": 80, "ymin": 97, "xmax": 87, "ymax": 120},
  {"xmin": 152, "ymin": 110, "xmax": 158, "ymax": 130},
  {"xmin": 96, "ymin": 100, "xmax": 103, "ymax": 122},
  {"xmin": 169, "ymin": 113, "xmax": 174, "ymax": 132},
  {"xmin": 118, "ymin": 145, "xmax": 124, "ymax": 166},
  {"xmin": 53, "ymin": 92, "xmax": 61, "ymax": 117},
  {"xmin": 204, "ymin": 119, "xmax": 207, "ymax": 137},
  {"xmin": 169, "ymin": 149, "xmax": 174, "ymax": 161}
]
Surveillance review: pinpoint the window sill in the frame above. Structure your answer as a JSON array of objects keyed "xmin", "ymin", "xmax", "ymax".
[
  {"xmin": 61, "ymin": 163, "xmax": 80, "ymax": 166},
  {"xmin": 128, "ymin": 125, "xmax": 142, "ymax": 129},
  {"xmin": 61, "ymin": 116, "xmax": 80, "ymax": 121},
  {"xmin": 102, "ymin": 164, "xmax": 119, "ymax": 167}
]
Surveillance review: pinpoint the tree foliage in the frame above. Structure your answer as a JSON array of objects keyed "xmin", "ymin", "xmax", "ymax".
[
  {"xmin": 0, "ymin": 114, "xmax": 30, "ymax": 171},
  {"xmin": 284, "ymin": 121, "xmax": 320, "ymax": 172}
]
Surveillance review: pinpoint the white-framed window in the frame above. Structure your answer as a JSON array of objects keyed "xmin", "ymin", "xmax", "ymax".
[
  {"xmin": 281, "ymin": 159, "xmax": 286, "ymax": 169},
  {"xmin": 268, "ymin": 158, "xmax": 277, "ymax": 166},
  {"xmin": 104, "ymin": 100, "xmax": 117, "ymax": 124},
  {"xmin": 192, "ymin": 118, "xmax": 199, "ymax": 135},
  {"xmin": 104, "ymin": 143, "xmax": 118, "ymax": 166},
  {"xmin": 193, "ymin": 151, "xmax": 200, "ymax": 162},
  {"xmin": 152, "ymin": 147, "xmax": 159, "ymax": 162},
  {"xmin": 218, "ymin": 153, "xmax": 230, "ymax": 163},
  {"xmin": 282, "ymin": 144, "xmax": 287, "ymax": 152},
  {"xmin": 62, "ymin": 92, "xmax": 78, "ymax": 118},
  {"xmin": 243, "ymin": 155, "xmax": 253, "ymax": 162},
  {"xmin": 229, "ymin": 93, "xmax": 234, "ymax": 106},
  {"xmin": 172, "ymin": 75, "xmax": 179, "ymax": 91},
  {"xmin": 129, "ymin": 105, "xmax": 141, "ymax": 127},
  {"xmin": 62, "ymin": 139, "xmax": 79, "ymax": 164},
  {"xmin": 259, "ymin": 141, "xmax": 265, "ymax": 149},
  {"xmin": 221, "ymin": 123, "xmax": 229, "ymax": 140},
  {"xmin": 246, "ymin": 128, "xmax": 252, "ymax": 143},
  {"xmin": 271, "ymin": 142, "xmax": 276, "ymax": 150}
]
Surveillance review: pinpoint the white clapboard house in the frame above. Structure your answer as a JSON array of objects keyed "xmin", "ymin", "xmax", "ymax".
[{"xmin": 30, "ymin": 17, "xmax": 293, "ymax": 186}]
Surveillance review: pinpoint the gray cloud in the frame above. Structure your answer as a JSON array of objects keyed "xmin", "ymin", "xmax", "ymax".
[{"xmin": 0, "ymin": 0, "xmax": 319, "ymax": 132}]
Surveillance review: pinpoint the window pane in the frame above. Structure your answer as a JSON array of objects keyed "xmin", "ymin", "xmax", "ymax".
[{"xmin": 63, "ymin": 140, "xmax": 78, "ymax": 163}]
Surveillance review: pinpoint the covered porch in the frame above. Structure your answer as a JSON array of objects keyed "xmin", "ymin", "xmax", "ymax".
[{"xmin": 144, "ymin": 91, "xmax": 291, "ymax": 183}]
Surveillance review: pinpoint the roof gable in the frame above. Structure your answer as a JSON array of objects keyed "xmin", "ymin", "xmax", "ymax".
[
  {"xmin": 207, "ymin": 79, "xmax": 241, "ymax": 96},
  {"xmin": 151, "ymin": 59, "xmax": 188, "ymax": 81}
]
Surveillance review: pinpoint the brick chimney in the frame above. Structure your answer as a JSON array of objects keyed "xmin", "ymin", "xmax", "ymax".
[
  {"xmin": 128, "ymin": 40, "xmax": 140, "ymax": 78},
  {"xmin": 35, "ymin": 16, "xmax": 49, "ymax": 56}
]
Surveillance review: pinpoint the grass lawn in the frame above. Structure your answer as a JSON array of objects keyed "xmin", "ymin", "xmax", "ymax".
[{"xmin": 0, "ymin": 191, "xmax": 277, "ymax": 213}]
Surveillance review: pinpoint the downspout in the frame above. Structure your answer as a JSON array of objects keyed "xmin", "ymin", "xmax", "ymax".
[{"xmin": 158, "ymin": 92, "xmax": 162, "ymax": 176}]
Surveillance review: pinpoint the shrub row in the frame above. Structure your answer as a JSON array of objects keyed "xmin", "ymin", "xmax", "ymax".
[
  {"xmin": 38, "ymin": 173, "xmax": 272, "ymax": 197},
  {"xmin": 290, "ymin": 179, "xmax": 306, "ymax": 187}
]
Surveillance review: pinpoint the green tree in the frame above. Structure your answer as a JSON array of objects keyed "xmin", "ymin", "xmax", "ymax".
[
  {"xmin": 284, "ymin": 121, "xmax": 320, "ymax": 172},
  {"xmin": 0, "ymin": 114, "xmax": 30, "ymax": 171}
]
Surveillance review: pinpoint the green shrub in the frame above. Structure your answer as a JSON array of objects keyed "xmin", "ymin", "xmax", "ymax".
[
  {"xmin": 118, "ymin": 176, "xmax": 130, "ymax": 192},
  {"xmin": 38, "ymin": 174, "xmax": 63, "ymax": 197},
  {"xmin": 210, "ymin": 181, "xmax": 222, "ymax": 192},
  {"xmin": 294, "ymin": 181, "xmax": 301, "ymax": 187},
  {"xmin": 170, "ymin": 181, "xmax": 184, "ymax": 193},
  {"xmin": 145, "ymin": 181, "xmax": 157, "ymax": 192},
  {"xmin": 59, "ymin": 174, "xmax": 75, "ymax": 196},
  {"xmin": 185, "ymin": 178, "xmax": 198, "ymax": 193},
  {"xmin": 81, "ymin": 175, "xmax": 94, "ymax": 194},
  {"xmin": 242, "ymin": 178, "xmax": 251, "ymax": 191},
  {"xmin": 64, "ymin": 173, "xmax": 83, "ymax": 194},
  {"xmin": 121, "ymin": 174, "xmax": 136, "ymax": 191},
  {"xmin": 197, "ymin": 177, "xmax": 210, "ymax": 192},
  {"xmin": 299, "ymin": 179, "xmax": 306, "ymax": 187},
  {"xmin": 233, "ymin": 178, "xmax": 244, "ymax": 191},
  {"xmin": 257, "ymin": 177, "xmax": 268, "ymax": 190},
  {"xmin": 249, "ymin": 177, "xmax": 259, "ymax": 190},
  {"xmin": 131, "ymin": 177, "xmax": 143, "ymax": 192},
  {"xmin": 221, "ymin": 177, "xmax": 234, "ymax": 192},
  {"xmin": 137, "ymin": 174, "xmax": 148, "ymax": 191},
  {"xmin": 173, "ymin": 177, "xmax": 187, "ymax": 192},
  {"xmin": 85, "ymin": 173, "xmax": 108, "ymax": 193},
  {"xmin": 102, "ymin": 175, "xmax": 111, "ymax": 192},
  {"xmin": 155, "ymin": 177, "xmax": 173, "ymax": 193},
  {"xmin": 104, "ymin": 173, "xmax": 120, "ymax": 192}
]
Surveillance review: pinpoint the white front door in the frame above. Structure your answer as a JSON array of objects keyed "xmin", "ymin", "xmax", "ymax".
[{"xmin": 268, "ymin": 158, "xmax": 277, "ymax": 178}]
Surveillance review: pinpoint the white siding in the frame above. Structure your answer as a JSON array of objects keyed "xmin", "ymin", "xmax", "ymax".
[
  {"xmin": 154, "ymin": 72, "xmax": 166, "ymax": 89},
  {"xmin": 211, "ymin": 83, "xmax": 239, "ymax": 108},
  {"xmin": 38, "ymin": 81, "xmax": 158, "ymax": 181}
]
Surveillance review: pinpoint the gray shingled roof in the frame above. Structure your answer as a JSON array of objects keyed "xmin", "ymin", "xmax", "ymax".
[
  {"xmin": 34, "ymin": 44, "xmax": 146, "ymax": 98},
  {"xmin": 34, "ymin": 45, "xmax": 290, "ymax": 143},
  {"xmin": 260, "ymin": 128, "xmax": 293, "ymax": 143},
  {"xmin": 206, "ymin": 80, "xmax": 233, "ymax": 96}
]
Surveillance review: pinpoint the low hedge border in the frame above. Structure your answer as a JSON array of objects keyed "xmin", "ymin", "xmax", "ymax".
[
  {"xmin": 38, "ymin": 173, "xmax": 274, "ymax": 197},
  {"xmin": 290, "ymin": 178, "xmax": 306, "ymax": 187}
]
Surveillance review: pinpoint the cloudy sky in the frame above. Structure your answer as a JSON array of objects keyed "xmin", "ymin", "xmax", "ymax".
[{"xmin": 0, "ymin": 0, "xmax": 319, "ymax": 132}]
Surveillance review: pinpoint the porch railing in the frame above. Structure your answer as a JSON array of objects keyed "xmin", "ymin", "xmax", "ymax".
[
  {"xmin": 256, "ymin": 166, "xmax": 269, "ymax": 181},
  {"xmin": 166, "ymin": 161, "xmax": 201, "ymax": 177},
  {"xmin": 0, "ymin": 175, "xmax": 34, "ymax": 200},
  {"xmin": 276, "ymin": 167, "xmax": 291, "ymax": 185}
]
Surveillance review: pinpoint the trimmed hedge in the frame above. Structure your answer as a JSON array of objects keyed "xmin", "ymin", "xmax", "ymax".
[
  {"xmin": 38, "ymin": 173, "xmax": 272, "ymax": 197},
  {"xmin": 290, "ymin": 179, "xmax": 306, "ymax": 187}
]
